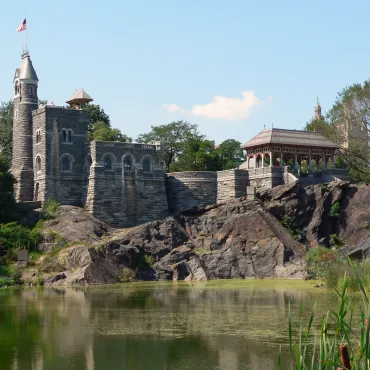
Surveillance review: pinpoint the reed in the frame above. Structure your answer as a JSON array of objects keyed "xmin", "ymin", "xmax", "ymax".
[{"xmin": 282, "ymin": 260, "xmax": 370, "ymax": 369}]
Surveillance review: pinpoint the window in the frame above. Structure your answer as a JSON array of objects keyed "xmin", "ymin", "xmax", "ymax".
[
  {"xmin": 15, "ymin": 81, "xmax": 19, "ymax": 95},
  {"xmin": 104, "ymin": 156, "xmax": 113, "ymax": 170},
  {"xmin": 62, "ymin": 156, "xmax": 71, "ymax": 171},
  {"xmin": 62, "ymin": 129, "xmax": 72, "ymax": 143},
  {"xmin": 36, "ymin": 130, "xmax": 41, "ymax": 143},
  {"xmin": 87, "ymin": 156, "xmax": 92, "ymax": 173},
  {"xmin": 124, "ymin": 157, "xmax": 132, "ymax": 171},
  {"xmin": 36, "ymin": 157, "xmax": 41, "ymax": 172},
  {"xmin": 15, "ymin": 109, "xmax": 18, "ymax": 121},
  {"xmin": 143, "ymin": 158, "xmax": 151, "ymax": 172}
]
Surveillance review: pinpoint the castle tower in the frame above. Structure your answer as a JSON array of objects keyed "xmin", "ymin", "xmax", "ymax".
[
  {"xmin": 313, "ymin": 97, "xmax": 322, "ymax": 120},
  {"xmin": 12, "ymin": 52, "xmax": 39, "ymax": 201}
]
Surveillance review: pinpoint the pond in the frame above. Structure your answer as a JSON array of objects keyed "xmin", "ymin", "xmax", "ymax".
[{"xmin": 0, "ymin": 280, "xmax": 339, "ymax": 369}]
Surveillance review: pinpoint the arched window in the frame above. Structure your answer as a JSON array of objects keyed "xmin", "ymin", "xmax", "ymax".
[
  {"xmin": 62, "ymin": 156, "xmax": 71, "ymax": 171},
  {"xmin": 67, "ymin": 130, "xmax": 72, "ymax": 143},
  {"xmin": 256, "ymin": 155, "xmax": 263, "ymax": 168},
  {"xmin": 15, "ymin": 81, "xmax": 19, "ymax": 95},
  {"xmin": 124, "ymin": 157, "xmax": 132, "ymax": 171},
  {"xmin": 104, "ymin": 156, "xmax": 113, "ymax": 170},
  {"xmin": 143, "ymin": 158, "xmax": 151, "ymax": 172},
  {"xmin": 62, "ymin": 130, "xmax": 67, "ymax": 143},
  {"xmin": 36, "ymin": 130, "xmax": 41, "ymax": 143},
  {"xmin": 36, "ymin": 156, "xmax": 41, "ymax": 172}
]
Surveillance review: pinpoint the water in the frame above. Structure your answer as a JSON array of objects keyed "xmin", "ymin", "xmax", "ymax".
[{"xmin": 0, "ymin": 280, "xmax": 339, "ymax": 370}]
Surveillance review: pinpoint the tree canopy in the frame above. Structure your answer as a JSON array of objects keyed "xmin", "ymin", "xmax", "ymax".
[
  {"xmin": 0, "ymin": 153, "xmax": 16, "ymax": 223},
  {"xmin": 137, "ymin": 121, "xmax": 203, "ymax": 172},
  {"xmin": 91, "ymin": 121, "xmax": 132, "ymax": 142},
  {"xmin": 216, "ymin": 139, "xmax": 244, "ymax": 170},
  {"xmin": 0, "ymin": 101, "xmax": 13, "ymax": 168},
  {"xmin": 304, "ymin": 80, "xmax": 370, "ymax": 182}
]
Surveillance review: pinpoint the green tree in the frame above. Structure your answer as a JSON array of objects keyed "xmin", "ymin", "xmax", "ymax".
[
  {"xmin": 82, "ymin": 104, "xmax": 111, "ymax": 139},
  {"xmin": 91, "ymin": 121, "xmax": 132, "ymax": 142},
  {"xmin": 304, "ymin": 81, "xmax": 370, "ymax": 182},
  {"xmin": 216, "ymin": 139, "xmax": 244, "ymax": 170},
  {"xmin": 0, "ymin": 154, "xmax": 16, "ymax": 222},
  {"xmin": 172, "ymin": 137, "xmax": 221, "ymax": 171},
  {"xmin": 137, "ymin": 121, "xmax": 202, "ymax": 172},
  {"xmin": 0, "ymin": 101, "xmax": 13, "ymax": 168}
]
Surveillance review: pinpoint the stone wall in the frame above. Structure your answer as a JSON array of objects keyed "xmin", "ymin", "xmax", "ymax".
[
  {"xmin": 216, "ymin": 169, "xmax": 249, "ymax": 203},
  {"xmin": 247, "ymin": 167, "xmax": 283, "ymax": 191},
  {"xmin": 32, "ymin": 106, "xmax": 89, "ymax": 205},
  {"xmin": 85, "ymin": 141, "xmax": 168, "ymax": 227},
  {"xmin": 166, "ymin": 172, "xmax": 217, "ymax": 213}
]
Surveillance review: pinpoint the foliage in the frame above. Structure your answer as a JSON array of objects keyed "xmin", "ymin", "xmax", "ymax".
[
  {"xmin": 215, "ymin": 139, "xmax": 244, "ymax": 170},
  {"xmin": 330, "ymin": 233, "xmax": 343, "ymax": 248},
  {"xmin": 0, "ymin": 223, "xmax": 42, "ymax": 258},
  {"xmin": 82, "ymin": 103, "xmax": 111, "ymax": 139},
  {"xmin": 283, "ymin": 262, "xmax": 370, "ymax": 369},
  {"xmin": 0, "ymin": 156, "xmax": 16, "ymax": 223},
  {"xmin": 0, "ymin": 265, "xmax": 22, "ymax": 287},
  {"xmin": 171, "ymin": 137, "xmax": 220, "ymax": 171},
  {"xmin": 42, "ymin": 199, "xmax": 61, "ymax": 219},
  {"xmin": 144, "ymin": 254, "xmax": 155, "ymax": 267},
  {"xmin": 121, "ymin": 267, "xmax": 135, "ymax": 283},
  {"xmin": 137, "ymin": 121, "xmax": 201, "ymax": 172},
  {"xmin": 305, "ymin": 80, "xmax": 370, "ymax": 183},
  {"xmin": 330, "ymin": 201, "xmax": 341, "ymax": 218},
  {"xmin": 90, "ymin": 121, "xmax": 132, "ymax": 142},
  {"xmin": 0, "ymin": 100, "xmax": 13, "ymax": 167},
  {"xmin": 281, "ymin": 215, "xmax": 301, "ymax": 239}
]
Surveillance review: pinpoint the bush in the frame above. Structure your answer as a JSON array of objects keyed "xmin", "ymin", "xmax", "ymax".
[
  {"xmin": 42, "ymin": 199, "xmax": 61, "ymax": 219},
  {"xmin": 330, "ymin": 200, "xmax": 341, "ymax": 218},
  {"xmin": 121, "ymin": 267, "xmax": 135, "ymax": 282},
  {"xmin": 0, "ymin": 222, "xmax": 42, "ymax": 257},
  {"xmin": 281, "ymin": 215, "xmax": 300, "ymax": 239},
  {"xmin": 0, "ymin": 264, "xmax": 22, "ymax": 287}
]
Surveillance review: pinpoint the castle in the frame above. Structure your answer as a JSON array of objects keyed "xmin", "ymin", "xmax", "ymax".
[{"xmin": 11, "ymin": 52, "xmax": 349, "ymax": 227}]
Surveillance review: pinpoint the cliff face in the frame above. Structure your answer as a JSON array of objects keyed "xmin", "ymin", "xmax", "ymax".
[
  {"xmin": 257, "ymin": 180, "xmax": 370, "ymax": 248},
  {"xmin": 28, "ymin": 198, "xmax": 307, "ymax": 285}
]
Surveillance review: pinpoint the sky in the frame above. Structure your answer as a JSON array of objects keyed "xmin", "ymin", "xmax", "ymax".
[{"xmin": 1, "ymin": 0, "xmax": 370, "ymax": 145}]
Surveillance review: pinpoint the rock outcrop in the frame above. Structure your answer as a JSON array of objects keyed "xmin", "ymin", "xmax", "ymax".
[
  {"xmin": 30, "ymin": 199, "xmax": 307, "ymax": 285},
  {"xmin": 257, "ymin": 180, "xmax": 370, "ymax": 249}
]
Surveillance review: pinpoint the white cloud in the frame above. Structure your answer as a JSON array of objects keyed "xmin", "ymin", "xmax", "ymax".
[{"xmin": 162, "ymin": 90, "xmax": 262, "ymax": 121}]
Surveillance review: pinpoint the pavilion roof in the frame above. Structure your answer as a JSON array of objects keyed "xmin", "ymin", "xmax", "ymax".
[
  {"xmin": 241, "ymin": 128, "xmax": 339, "ymax": 149},
  {"xmin": 66, "ymin": 89, "xmax": 93, "ymax": 105}
]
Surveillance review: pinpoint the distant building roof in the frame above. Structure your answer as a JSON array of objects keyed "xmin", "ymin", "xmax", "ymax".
[
  {"xmin": 66, "ymin": 89, "xmax": 93, "ymax": 105},
  {"xmin": 19, "ymin": 53, "xmax": 38, "ymax": 81},
  {"xmin": 241, "ymin": 128, "xmax": 339, "ymax": 149}
]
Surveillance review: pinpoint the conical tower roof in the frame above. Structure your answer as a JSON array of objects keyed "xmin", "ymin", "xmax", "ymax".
[
  {"xmin": 19, "ymin": 53, "xmax": 38, "ymax": 81},
  {"xmin": 66, "ymin": 89, "xmax": 93, "ymax": 105}
]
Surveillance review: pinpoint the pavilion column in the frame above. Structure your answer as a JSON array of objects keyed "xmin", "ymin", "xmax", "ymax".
[
  {"xmin": 261, "ymin": 154, "xmax": 264, "ymax": 168},
  {"xmin": 323, "ymin": 154, "xmax": 326, "ymax": 169},
  {"xmin": 294, "ymin": 152, "xmax": 298, "ymax": 170},
  {"xmin": 280, "ymin": 151, "xmax": 283, "ymax": 168},
  {"xmin": 270, "ymin": 151, "xmax": 273, "ymax": 167},
  {"xmin": 308, "ymin": 151, "xmax": 312, "ymax": 173}
]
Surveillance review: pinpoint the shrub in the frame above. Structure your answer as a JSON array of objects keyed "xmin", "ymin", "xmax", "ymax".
[
  {"xmin": 281, "ymin": 215, "xmax": 300, "ymax": 239},
  {"xmin": 144, "ymin": 254, "xmax": 155, "ymax": 267},
  {"xmin": 0, "ymin": 222, "xmax": 42, "ymax": 257},
  {"xmin": 42, "ymin": 199, "xmax": 61, "ymax": 219},
  {"xmin": 0, "ymin": 264, "xmax": 22, "ymax": 287},
  {"xmin": 330, "ymin": 200, "xmax": 341, "ymax": 218},
  {"xmin": 121, "ymin": 267, "xmax": 135, "ymax": 282}
]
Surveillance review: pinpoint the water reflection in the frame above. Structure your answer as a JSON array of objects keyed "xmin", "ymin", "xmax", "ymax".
[{"xmin": 0, "ymin": 281, "xmax": 337, "ymax": 370}]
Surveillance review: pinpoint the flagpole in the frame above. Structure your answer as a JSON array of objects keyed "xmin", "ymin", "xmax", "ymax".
[{"xmin": 24, "ymin": 13, "xmax": 28, "ymax": 54}]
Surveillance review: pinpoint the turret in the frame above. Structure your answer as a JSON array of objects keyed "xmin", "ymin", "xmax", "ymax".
[
  {"xmin": 11, "ymin": 52, "xmax": 39, "ymax": 201},
  {"xmin": 313, "ymin": 97, "xmax": 322, "ymax": 120}
]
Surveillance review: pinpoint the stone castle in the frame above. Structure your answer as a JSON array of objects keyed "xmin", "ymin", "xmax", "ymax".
[{"xmin": 11, "ymin": 52, "xmax": 349, "ymax": 227}]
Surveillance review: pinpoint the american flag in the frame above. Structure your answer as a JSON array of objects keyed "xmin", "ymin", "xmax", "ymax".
[{"xmin": 16, "ymin": 18, "xmax": 26, "ymax": 32}]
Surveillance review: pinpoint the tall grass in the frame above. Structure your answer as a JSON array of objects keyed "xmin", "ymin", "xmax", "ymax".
[{"xmin": 282, "ymin": 260, "xmax": 370, "ymax": 369}]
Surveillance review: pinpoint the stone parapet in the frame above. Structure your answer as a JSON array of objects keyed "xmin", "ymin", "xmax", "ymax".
[{"xmin": 166, "ymin": 172, "xmax": 217, "ymax": 213}]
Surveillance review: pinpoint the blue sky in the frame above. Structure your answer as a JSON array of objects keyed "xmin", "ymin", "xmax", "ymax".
[{"xmin": 1, "ymin": 0, "xmax": 370, "ymax": 144}]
